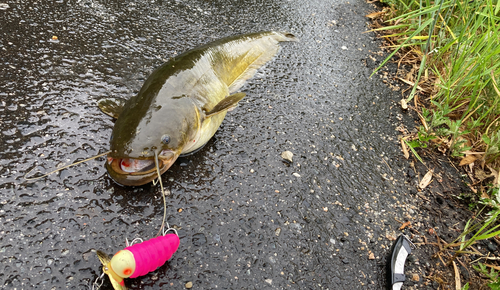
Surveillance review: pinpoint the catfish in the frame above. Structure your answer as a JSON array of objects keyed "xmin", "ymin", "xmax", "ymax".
[{"xmin": 98, "ymin": 31, "xmax": 297, "ymax": 186}]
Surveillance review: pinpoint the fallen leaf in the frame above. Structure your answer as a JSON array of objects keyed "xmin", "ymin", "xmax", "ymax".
[
  {"xmin": 401, "ymin": 139, "xmax": 409, "ymax": 159},
  {"xmin": 365, "ymin": 11, "xmax": 385, "ymax": 19},
  {"xmin": 400, "ymin": 99, "xmax": 408, "ymax": 110},
  {"xmin": 475, "ymin": 168, "xmax": 493, "ymax": 183},
  {"xmin": 399, "ymin": 221, "xmax": 411, "ymax": 230},
  {"xmin": 459, "ymin": 155, "xmax": 477, "ymax": 166},
  {"xmin": 419, "ymin": 170, "xmax": 433, "ymax": 189}
]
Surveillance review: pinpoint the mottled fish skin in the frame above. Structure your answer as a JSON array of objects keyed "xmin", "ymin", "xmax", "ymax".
[{"xmin": 103, "ymin": 31, "xmax": 298, "ymax": 186}]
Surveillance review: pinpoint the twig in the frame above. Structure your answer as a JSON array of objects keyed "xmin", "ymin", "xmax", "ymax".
[
  {"xmin": 453, "ymin": 261, "xmax": 461, "ymax": 290},
  {"xmin": 382, "ymin": 157, "xmax": 393, "ymax": 172},
  {"xmin": 437, "ymin": 252, "xmax": 447, "ymax": 267},
  {"xmin": 397, "ymin": 77, "xmax": 430, "ymax": 93}
]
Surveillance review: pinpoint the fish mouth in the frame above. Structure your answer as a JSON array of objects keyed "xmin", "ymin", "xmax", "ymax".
[{"xmin": 105, "ymin": 151, "xmax": 178, "ymax": 186}]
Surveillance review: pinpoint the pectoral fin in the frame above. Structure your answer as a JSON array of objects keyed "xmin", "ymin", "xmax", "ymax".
[
  {"xmin": 98, "ymin": 97, "xmax": 127, "ymax": 119},
  {"xmin": 205, "ymin": 92, "xmax": 246, "ymax": 118}
]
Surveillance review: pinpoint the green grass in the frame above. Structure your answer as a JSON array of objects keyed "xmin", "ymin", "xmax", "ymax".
[
  {"xmin": 372, "ymin": 0, "xmax": 500, "ymax": 287},
  {"xmin": 373, "ymin": 0, "xmax": 500, "ymax": 161}
]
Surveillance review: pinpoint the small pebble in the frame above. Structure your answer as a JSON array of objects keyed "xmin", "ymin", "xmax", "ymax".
[
  {"xmin": 411, "ymin": 274, "xmax": 419, "ymax": 281},
  {"xmin": 293, "ymin": 172, "xmax": 301, "ymax": 178},
  {"xmin": 185, "ymin": 281, "xmax": 193, "ymax": 288},
  {"xmin": 281, "ymin": 151, "xmax": 293, "ymax": 163}
]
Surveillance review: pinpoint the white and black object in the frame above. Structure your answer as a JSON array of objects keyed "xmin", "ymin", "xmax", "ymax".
[{"xmin": 387, "ymin": 235, "xmax": 413, "ymax": 290}]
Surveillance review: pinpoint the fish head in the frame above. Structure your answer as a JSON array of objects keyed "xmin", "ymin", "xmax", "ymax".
[{"xmin": 106, "ymin": 98, "xmax": 200, "ymax": 186}]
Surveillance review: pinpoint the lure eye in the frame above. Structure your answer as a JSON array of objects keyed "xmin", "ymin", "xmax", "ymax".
[{"xmin": 161, "ymin": 135, "xmax": 170, "ymax": 145}]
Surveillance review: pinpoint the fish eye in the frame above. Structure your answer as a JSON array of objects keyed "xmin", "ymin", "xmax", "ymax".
[{"xmin": 161, "ymin": 135, "xmax": 170, "ymax": 144}]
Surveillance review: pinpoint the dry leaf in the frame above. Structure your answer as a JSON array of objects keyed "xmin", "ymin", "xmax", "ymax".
[
  {"xmin": 399, "ymin": 221, "xmax": 411, "ymax": 230},
  {"xmin": 366, "ymin": 11, "xmax": 385, "ymax": 19},
  {"xmin": 401, "ymin": 139, "xmax": 409, "ymax": 159},
  {"xmin": 417, "ymin": 112, "xmax": 429, "ymax": 131},
  {"xmin": 400, "ymin": 99, "xmax": 408, "ymax": 110},
  {"xmin": 459, "ymin": 155, "xmax": 477, "ymax": 166},
  {"xmin": 475, "ymin": 168, "xmax": 492, "ymax": 183},
  {"xmin": 419, "ymin": 170, "xmax": 433, "ymax": 189}
]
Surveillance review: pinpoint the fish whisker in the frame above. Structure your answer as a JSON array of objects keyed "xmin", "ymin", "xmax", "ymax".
[{"xmin": 24, "ymin": 150, "xmax": 112, "ymax": 181}]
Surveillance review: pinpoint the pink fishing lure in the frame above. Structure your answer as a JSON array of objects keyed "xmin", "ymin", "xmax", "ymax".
[{"xmin": 106, "ymin": 233, "xmax": 180, "ymax": 286}]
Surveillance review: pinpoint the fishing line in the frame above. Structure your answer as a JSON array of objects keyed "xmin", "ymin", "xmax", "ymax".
[
  {"xmin": 24, "ymin": 150, "xmax": 112, "ymax": 181},
  {"xmin": 154, "ymin": 151, "xmax": 169, "ymax": 237}
]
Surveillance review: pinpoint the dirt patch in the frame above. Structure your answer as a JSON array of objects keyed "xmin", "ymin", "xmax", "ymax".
[{"xmin": 400, "ymin": 151, "xmax": 485, "ymax": 289}]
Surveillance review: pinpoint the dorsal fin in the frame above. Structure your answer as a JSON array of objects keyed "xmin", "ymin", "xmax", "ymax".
[{"xmin": 215, "ymin": 32, "xmax": 298, "ymax": 93}]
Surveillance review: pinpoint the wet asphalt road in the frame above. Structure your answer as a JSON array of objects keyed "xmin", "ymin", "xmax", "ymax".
[{"xmin": 1, "ymin": 0, "xmax": 418, "ymax": 289}]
